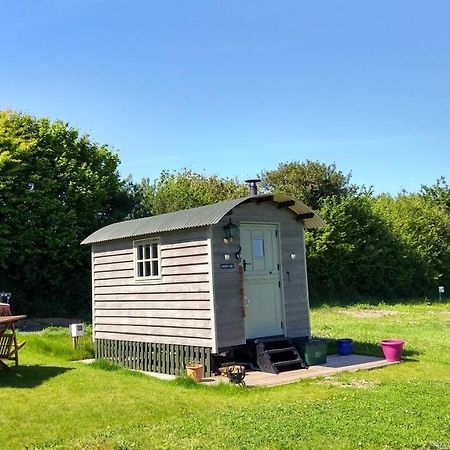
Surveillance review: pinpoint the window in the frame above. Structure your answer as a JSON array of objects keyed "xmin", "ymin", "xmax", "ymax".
[
  {"xmin": 252, "ymin": 238, "xmax": 265, "ymax": 257},
  {"xmin": 134, "ymin": 239, "xmax": 160, "ymax": 280}
]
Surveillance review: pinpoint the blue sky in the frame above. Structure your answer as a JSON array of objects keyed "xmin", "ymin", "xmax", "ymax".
[{"xmin": 2, "ymin": 1, "xmax": 449, "ymax": 194}]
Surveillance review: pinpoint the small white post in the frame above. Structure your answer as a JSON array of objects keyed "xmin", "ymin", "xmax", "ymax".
[{"xmin": 70, "ymin": 323, "xmax": 85, "ymax": 349}]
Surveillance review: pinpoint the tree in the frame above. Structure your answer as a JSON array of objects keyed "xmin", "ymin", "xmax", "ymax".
[
  {"xmin": 420, "ymin": 176, "xmax": 450, "ymax": 211},
  {"xmin": 373, "ymin": 193, "xmax": 450, "ymax": 295},
  {"xmin": 0, "ymin": 111, "xmax": 133, "ymax": 316},
  {"xmin": 260, "ymin": 160, "xmax": 355, "ymax": 210},
  {"xmin": 306, "ymin": 193, "xmax": 416, "ymax": 301},
  {"xmin": 134, "ymin": 169, "xmax": 248, "ymax": 216}
]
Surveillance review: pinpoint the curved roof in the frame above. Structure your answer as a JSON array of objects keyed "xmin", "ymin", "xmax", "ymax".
[{"xmin": 81, "ymin": 194, "xmax": 324, "ymax": 245}]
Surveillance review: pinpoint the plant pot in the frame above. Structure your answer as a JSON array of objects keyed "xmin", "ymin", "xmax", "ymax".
[
  {"xmin": 186, "ymin": 364, "xmax": 204, "ymax": 381},
  {"xmin": 336, "ymin": 338, "xmax": 353, "ymax": 356},
  {"xmin": 380, "ymin": 339, "xmax": 405, "ymax": 362}
]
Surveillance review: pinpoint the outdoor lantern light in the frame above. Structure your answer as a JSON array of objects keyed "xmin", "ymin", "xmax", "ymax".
[{"xmin": 223, "ymin": 218, "xmax": 238, "ymax": 244}]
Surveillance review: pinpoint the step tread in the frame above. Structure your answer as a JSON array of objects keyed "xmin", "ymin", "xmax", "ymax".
[
  {"xmin": 255, "ymin": 336, "xmax": 289, "ymax": 344},
  {"xmin": 267, "ymin": 347, "xmax": 296, "ymax": 354},
  {"xmin": 273, "ymin": 359, "xmax": 303, "ymax": 367}
]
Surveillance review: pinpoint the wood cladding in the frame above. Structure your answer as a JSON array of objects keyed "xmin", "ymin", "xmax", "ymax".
[{"xmin": 92, "ymin": 230, "xmax": 213, "ymax": 349}]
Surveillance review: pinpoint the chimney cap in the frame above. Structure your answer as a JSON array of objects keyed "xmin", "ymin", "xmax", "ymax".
[{"xmin": 245, "ymin": 178, "xmax": 261, "ymax": 196}]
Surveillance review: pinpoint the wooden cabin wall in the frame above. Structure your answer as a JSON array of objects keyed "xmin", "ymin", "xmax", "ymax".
[
  {"xmin": 212, "ymin": 202, "xmax": 311, "ymax": 350},
  {"xmin": 92, "ymin": 228, "xmax": 213, "ymax": 348}
]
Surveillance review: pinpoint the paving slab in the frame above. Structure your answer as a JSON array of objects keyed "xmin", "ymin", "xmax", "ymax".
[
  {"xmin": 243, "ymin": 354, "xmax": 399, "ymax": 387},
  {"xmin": 80, "ymin": 354, "xmax": 399, "ymax": 387}
]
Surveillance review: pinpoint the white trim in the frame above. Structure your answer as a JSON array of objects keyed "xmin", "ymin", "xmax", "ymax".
[
  {"xmin": 91, "ymin": 250, "xmax": 95, "ymax": 343},
  {"xmin": 301, "ymin": 221, "xmax": 312, "ymax": 338},
  {"xmin": 133, "ymin": 238, "xmax": 162, "ymax": 282},
  {"xmin": 207, "ymin": 226, "xmax": 218, "ymax": 353},
  {"xmin": 275, "ymin": 224, "xmax": 288, "ymax": 337},
  {"xmin": 240, "ymin": 221, "xmax": 280, "ymax": 227}
]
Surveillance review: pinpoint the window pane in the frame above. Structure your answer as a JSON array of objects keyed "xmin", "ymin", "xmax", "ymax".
[
  {"xmin": 137, "ymin": 245, "xmax": 143, "ymax": 260},
  {"xmin": 144, "ymin": 261, "xmax": 151, "ymax": 276},
  {"xmin": 137, "ymin": 262, "xmax": 144, "ymax": 277},
  {"xmin": 151, "ymin": 243, "xmax": 158, "ymax": 259},
  {"xmin": 253, "ymin": 239, "xmax": 265, "ymax": 257},
  {"xmin": 145, "ymin": 245, "xmax": 151, "ymax": 259},
  {"xmin": 152, "ymin": 260, "xmax": 159, "ymax": 276}
]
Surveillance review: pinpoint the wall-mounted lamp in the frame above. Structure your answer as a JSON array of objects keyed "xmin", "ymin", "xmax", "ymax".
[{"xmin": 223, "ymin": 218, "xmax": 238, "ymax": 244}]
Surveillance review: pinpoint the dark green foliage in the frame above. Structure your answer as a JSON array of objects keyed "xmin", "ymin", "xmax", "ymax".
[
  {"xmin": 308, "ymin": 190, "xmax": 450, "ymax": 301},
  {"xmin": 262, "ymin": 161, "xmax": 450, "ymax": 301},
  {"xmin": 306, "ymin": 193, "xmax": 416, "ymax": 300},
  {"xmin": 373, "ymin": 193, "xmax": 450, "ymax": 295},
  {"xmin": 0, "ymin": 110, "xmax": 133, "ymax": 316},
  {"xmin": 134, "ymin": 169, "xmax": 248, "ymax": 217},
  {"xmin": 260, "ymin": 160, "xmax": 355, "ymax": 210}
]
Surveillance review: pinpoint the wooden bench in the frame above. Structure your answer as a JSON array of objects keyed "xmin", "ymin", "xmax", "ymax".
[
  {"xmin": 0, "ymin": 333, "xmax": 25, "ymax": 368},
  {"xmin": 0, "ymin": 315, "xmax": 27, "ymax": 369}
]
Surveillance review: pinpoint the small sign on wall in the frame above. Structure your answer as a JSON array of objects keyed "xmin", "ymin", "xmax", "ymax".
[{"xmin": 220, "ymin": 263, "xmax": 235, "ymax": 269}]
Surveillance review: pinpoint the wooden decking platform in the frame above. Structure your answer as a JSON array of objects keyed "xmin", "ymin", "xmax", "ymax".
[
  {"xmin": 242, "ymin": 354, "xmax": 399, "ymax": 387},
  {"xmin": 82, "ymin": 354, "xmax": 400, "ymax": 387}
]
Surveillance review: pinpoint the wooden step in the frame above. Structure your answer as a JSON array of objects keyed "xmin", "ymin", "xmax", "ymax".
[
  {"xmin": 254, "ymin": 336, "xmax": 288, "ymax": 344},
  {"xmin": 273, "ymin": 359, "xmax": 303, "ymax": 367},
  {"xmin": 267, "ymin": 347, "xmax": 296, "ymax": 354},
  {"xmin": 255, "ymin": 337, "xmax": 308, "ymax": 373}
]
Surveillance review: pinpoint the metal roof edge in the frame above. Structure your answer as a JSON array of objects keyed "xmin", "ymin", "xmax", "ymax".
[{"xmin": 81, "ymin": 194, "xmax": 323, "ymax": 245}]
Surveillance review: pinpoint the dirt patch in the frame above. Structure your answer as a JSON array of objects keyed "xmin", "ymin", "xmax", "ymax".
[
  {"xmin": 319, "ymin": 377, "xmax": 381, "ymax": 389},
  {"xmin": 17, "ymin": 317, "xmax": 85, "ymax": 332},
  {"xmin": 340, "ymin": 309, "xmax": 398, "ymax": 318}
]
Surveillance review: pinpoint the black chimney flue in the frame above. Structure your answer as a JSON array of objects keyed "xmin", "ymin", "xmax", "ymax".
[{"xmin": 245, "ymin": 178, "xmax": 261, "ymax": 196}]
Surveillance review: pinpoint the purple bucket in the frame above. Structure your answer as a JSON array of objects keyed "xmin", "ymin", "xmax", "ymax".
[{"xmin": 380, "ymin": 339, "xmax": 405, "ymax": 362}]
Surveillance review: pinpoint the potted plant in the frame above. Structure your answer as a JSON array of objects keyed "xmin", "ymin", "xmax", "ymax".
[{"xmin": 185, "ymin": 360, "xmax": 204, "ymax": 381}]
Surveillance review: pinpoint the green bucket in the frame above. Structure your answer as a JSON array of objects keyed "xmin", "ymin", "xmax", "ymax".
[{"xmin": 304, "ymin": 339, "xmax": 328, "ymax": 365}]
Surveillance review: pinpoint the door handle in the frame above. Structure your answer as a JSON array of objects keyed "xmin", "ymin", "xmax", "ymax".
[{"xmin": 243, "ymin": 259, "xmax": 252, "ymax": 272}]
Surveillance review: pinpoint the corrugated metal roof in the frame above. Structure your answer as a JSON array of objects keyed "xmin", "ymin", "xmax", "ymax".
[{"xmin": 81, "ymin": 194, "xmax": 324, "ymax": 245}]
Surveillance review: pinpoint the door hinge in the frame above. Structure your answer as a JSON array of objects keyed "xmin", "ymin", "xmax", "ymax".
[
  {"xmin": 275, "ymin": 230, "xmax": 278, "ymax": 237},
  {"xmin": 281, "ymin": 321, "xmax": 283, "ymax": 328},
  {"xmin": 278, "ymin": 280, "xmax": 281, "ymax": 288},
  {"xmin": 277, "ymin": 263, "xmax": 280, "ymax": 271}
]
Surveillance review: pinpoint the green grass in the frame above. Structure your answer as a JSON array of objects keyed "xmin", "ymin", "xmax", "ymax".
[{"xmin": 1, "ymin": 302, "xmax": 449, "ymax": 449}]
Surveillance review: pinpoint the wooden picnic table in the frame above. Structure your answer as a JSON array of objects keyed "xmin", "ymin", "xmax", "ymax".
[{"xmin": 0, "ymin": 314, "xmax": 26, "ymax": 368}]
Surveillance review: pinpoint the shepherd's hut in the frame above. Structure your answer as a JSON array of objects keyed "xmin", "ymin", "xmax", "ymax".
[{"xmin": 82, "ymin": 182, "xmax": 323, "ymax": 375}]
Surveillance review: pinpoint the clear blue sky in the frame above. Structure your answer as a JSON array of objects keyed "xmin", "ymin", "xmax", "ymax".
[{"xmin": 2, "ymin": 1, "xmax": 449, "ymax": 194}]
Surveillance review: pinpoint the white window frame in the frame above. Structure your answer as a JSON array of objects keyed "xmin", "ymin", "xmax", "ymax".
[{"xmin": 133, "ymin": 238, "xmax": 161, "ymax": 282}]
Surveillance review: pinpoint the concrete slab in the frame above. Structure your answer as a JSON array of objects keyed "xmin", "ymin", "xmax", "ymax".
[
  {"xmin": 78, "ymin": 358, "xmax": 95, "ymax": 364},
  {"xmin": 79, "ymin": 354, "xmax": 399, "ymax": 387},
  {"xmin": 77, "ymin": 359, "xmax": 177, "ymax": 380},
  {"xmin": 243, "ymin": 354, "xmax": 399, "ymax": 387}
]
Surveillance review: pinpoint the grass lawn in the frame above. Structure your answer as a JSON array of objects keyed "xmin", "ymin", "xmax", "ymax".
[{"xmin": 1, "ymin": 301, "xmax": 449, "ymax": 450}]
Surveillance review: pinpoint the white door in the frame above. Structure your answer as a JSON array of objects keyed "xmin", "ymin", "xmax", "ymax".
[{"xmin": 240, "ymin": 223, "xmax": 283, "ymax": 339}]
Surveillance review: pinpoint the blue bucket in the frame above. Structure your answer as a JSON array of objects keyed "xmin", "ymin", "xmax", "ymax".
[{"xmin": 336, "ymin": 338, "xmax": 353, "ymax": 356}]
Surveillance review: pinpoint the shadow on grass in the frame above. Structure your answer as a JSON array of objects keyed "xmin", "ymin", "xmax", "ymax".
[
  {"xmin": 314, "ymin": 337, "xmax": 420, "ymax": 360},
  {"xmin": 0, "ymin": 365, "xmax": 72, "ymax": 388}
]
